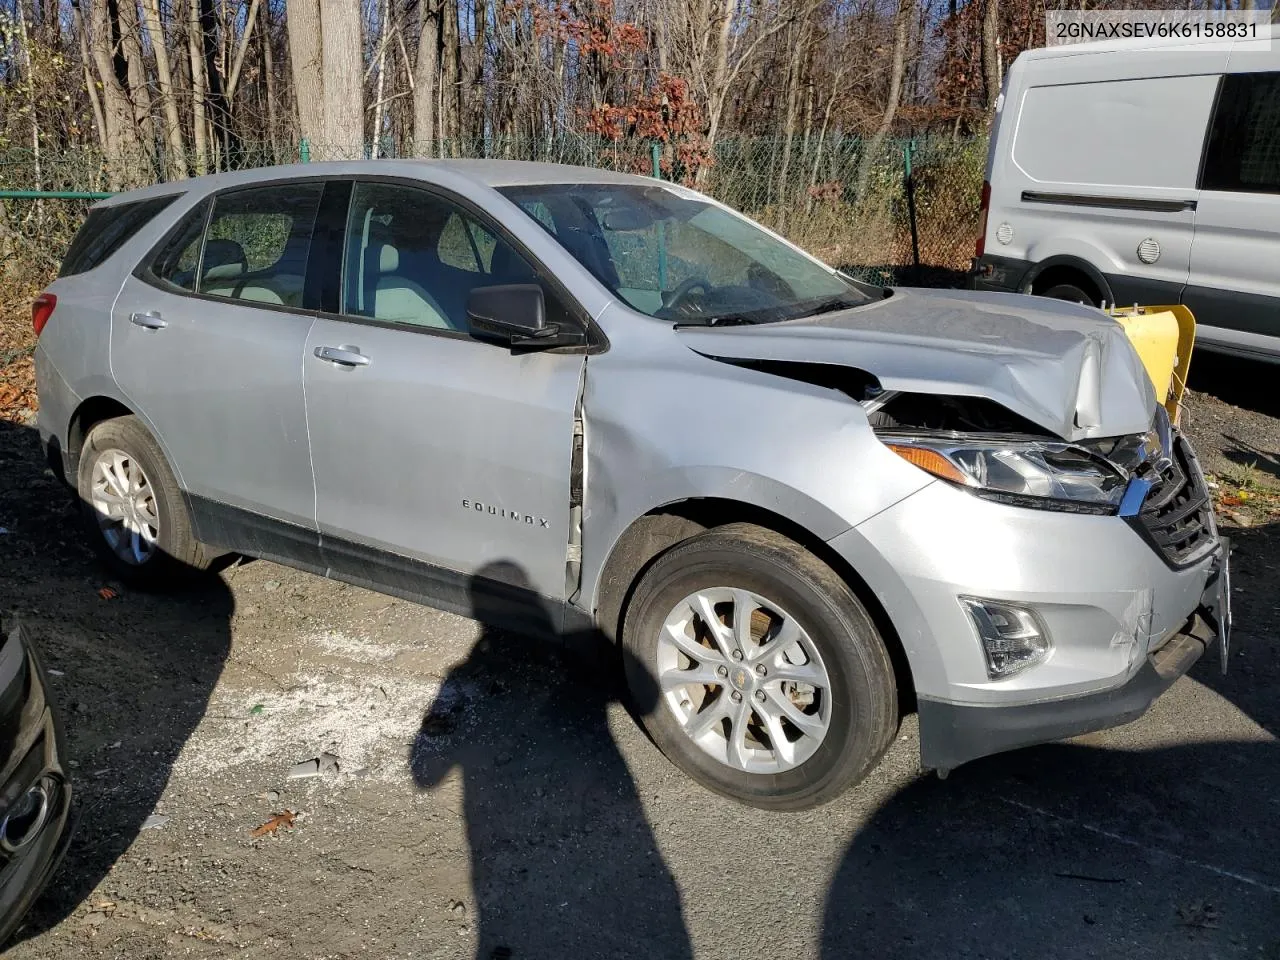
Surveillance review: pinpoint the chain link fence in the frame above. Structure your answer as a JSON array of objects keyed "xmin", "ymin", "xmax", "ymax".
[{"xmin": 0, "ymin": 134, "xmax": 987, "ymax": 285}]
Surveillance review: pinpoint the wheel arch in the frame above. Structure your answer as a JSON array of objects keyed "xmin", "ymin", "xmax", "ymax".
[
  {"xmin": 1022, "ymin": 255, "xmax": 1114, "ymax": 306},
  {"xmin": 590, "ymin": 498, "xmax": 917, "ymax": 714},
  {"xmin": 64, "ymin": 394, "xmax": 184, "ymax": 494}
]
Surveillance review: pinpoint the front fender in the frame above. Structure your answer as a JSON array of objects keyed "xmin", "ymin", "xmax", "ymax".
[{"xmin": 576, "ymin": 325, "xmax": 934, "ymax": 621}]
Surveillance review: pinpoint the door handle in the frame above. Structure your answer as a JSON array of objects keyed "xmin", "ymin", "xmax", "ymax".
[
  {"xmin": 314, "ymin": 345, "xmax": 370, "ymax": 367},
  {"xmin": 130, "ymin": 310, "xmax": 167, "ymax": 330}
]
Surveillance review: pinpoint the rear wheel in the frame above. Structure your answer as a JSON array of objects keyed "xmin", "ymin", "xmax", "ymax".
[
  {"xmin": 76, "ymin": 416, "xmax": 210, "ymax": 586},
  {"xmin": 621, "ymin": 523, "xmax": 898, "ymax": 810}
]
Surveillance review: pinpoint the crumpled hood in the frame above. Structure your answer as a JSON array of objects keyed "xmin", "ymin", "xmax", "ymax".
[{"xmin": 676, "ymin": 287, "xmax": 1157, "ymax": 441}]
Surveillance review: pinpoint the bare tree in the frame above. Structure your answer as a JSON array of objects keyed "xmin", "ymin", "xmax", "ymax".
[
  {"xmin": 855, "ymin": 0, "xmax": 911, "ymax": 203},
  {"xmin": 140, "ymin": 0, "xmax": 188, "ymax": 177},
  {"xmin": 982, "ymin": 0, "xmax": 1000, "ymax": 112}
]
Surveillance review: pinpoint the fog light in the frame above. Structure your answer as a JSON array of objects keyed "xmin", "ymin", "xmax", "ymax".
[{"xmin": 959, "ymin": 597, "xmax": 1051, "ymax": 679}]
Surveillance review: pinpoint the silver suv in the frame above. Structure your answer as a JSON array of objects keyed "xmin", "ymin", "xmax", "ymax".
[{"xmin": 34, "ymin": 161, "xmax": 1230, "ymax": 809}]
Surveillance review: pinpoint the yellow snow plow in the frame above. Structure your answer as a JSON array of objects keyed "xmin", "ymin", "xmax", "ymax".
[{"xmin": 1108, "ymin": 303, "xmax": 1196, "ymax": 425}]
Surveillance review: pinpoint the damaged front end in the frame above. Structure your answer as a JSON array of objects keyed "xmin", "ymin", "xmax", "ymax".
[{"xmin": 674, "ymin": 287, "xmax": 1230, "ymax": 773}]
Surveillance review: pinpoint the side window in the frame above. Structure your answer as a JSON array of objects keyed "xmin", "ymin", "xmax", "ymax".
[
  {"xmin": 146, "ymin": 200, "xmax": 209, "ymax": 293},
  {"xmin": 60, "ymin": 195, "xmax": 178, "ymax": 278},
  {"xmin": 1202, "ymin": 72, "xmax": 1280, "ymax": 194},
  {"xmin": 341, "ymin": 181, "xmax": 574, "ymax": 333},
  {"xmin": 197, "ymin": 183, "xmax": 323, "ymax": 307}
]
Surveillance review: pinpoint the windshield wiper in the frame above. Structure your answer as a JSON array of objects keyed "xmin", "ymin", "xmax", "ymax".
[
  {"xmin": 803, "ymin": 297, "xmax": 864, "ymax": 317},
  {"xmin": 672, "ymin": 315, "xmax": 755, "ymax": 329}
]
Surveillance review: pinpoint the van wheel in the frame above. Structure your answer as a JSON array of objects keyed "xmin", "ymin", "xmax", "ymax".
[
  {"xmin": 76, "ymin": 416, "xmax": 210, "ymax": 586},
  {"xmin": 1041, "ymin": 282, "xmax": 1097, "ymax": 306},
  {"xmin": 621, "ymin": 523, "xmax": 898, "ymax": 811}
]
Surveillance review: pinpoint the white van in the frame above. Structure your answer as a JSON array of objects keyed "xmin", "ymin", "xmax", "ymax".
[{"xmin": 969, "ymin": 26, "xmax": 1280, "ymax": 363}]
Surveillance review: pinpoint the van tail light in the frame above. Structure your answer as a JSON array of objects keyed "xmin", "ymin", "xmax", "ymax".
[
  {"xmin": 32, "ymin": 293, "xmax": 56, "ymax": 337},
  {"xmin": 974, "ymin": 180, "xmax": 991, "ymax": 259}
]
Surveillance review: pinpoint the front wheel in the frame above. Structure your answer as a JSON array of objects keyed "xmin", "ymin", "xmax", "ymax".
[{"xmin": 621, "ymin": 523, "xmax": 898, "ymax": 810}]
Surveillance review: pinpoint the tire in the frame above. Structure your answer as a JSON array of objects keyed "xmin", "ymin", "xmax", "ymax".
[
  {"xmin": 621, "ymin": 523, "xmax": 898, "ymax": 811},
  {"xmin": 76, "ymin": 416, "xmax": 210, "ymax": 586},
  {"xmin": 1040, "ymin": 282, "xmax": 1097, "ymax": 306}
]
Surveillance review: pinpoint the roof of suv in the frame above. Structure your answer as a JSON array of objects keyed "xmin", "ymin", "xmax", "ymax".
[{"xmin": 97, "ymin": 158, "xmax": 661, "ymax": 207}]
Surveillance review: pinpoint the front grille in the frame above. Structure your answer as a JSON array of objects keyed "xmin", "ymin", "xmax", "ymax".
[{"xmin": 1131, "ymin": 435, "xmax": 1217, "ymax": 568}]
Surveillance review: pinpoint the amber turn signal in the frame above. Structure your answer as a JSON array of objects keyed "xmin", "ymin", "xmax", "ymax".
[{"xmin": 886, "ymin": 443, "xmax": 970, "ymax": 485}]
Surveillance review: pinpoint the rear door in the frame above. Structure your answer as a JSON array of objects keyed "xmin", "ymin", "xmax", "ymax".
[
  {"xmin": 1185, "ymin": 62, "xmax": 1280, "ymax": 355},
  {"xmin": 111, "ymin": 181, "xmax": 325, "ymax": 551},
  {"xmin": 302, "ymin": 179, "xmax": 587, "ymax": 609}
]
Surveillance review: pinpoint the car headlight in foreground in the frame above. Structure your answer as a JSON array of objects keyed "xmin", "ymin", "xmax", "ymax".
[{"xmin": 881, "ymin": 435, "xmax": 1129, "ymax": 513}]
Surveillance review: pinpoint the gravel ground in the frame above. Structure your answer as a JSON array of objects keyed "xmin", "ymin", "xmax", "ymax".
[{"xmin": 0, "ymin": 354, "xmax": 1277, "ymax": 960}]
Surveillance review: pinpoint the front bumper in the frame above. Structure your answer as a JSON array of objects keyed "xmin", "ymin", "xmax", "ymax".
[
  {"xmin": 0, "ymin": 621, "xmax": 74, "ymax": 947},
  {"xmin": 967, "ymin": 254, "xmax": 1032, "ymax": 294},
  {"xmin": 917, "ymin": 596, "xmax": 1224, "ymax": 771},
  {"xmin": 827, "ymin": 453, "xmax": 1225, "ymax": 771}
]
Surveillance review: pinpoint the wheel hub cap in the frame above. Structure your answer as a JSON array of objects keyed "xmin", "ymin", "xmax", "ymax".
[
  {"xmin": 656, "ymin": 587, "xmax": 832, "ymax": 775},
  {"xmin": 89, "ymin": 448, "xmax": 159, "ymax": 565}
]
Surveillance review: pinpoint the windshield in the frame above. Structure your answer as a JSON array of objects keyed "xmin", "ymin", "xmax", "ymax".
[{"xmin": 498, "ymin": 182, "xmax": 875, "ymax": 325}]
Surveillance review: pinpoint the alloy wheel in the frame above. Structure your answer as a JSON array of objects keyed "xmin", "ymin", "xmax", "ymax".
[
  {"xmin": 656, "ymin": 587, "xmax": 832, "ymax": 773},
  {"xmin": 89, "ymin": 448, "xmax": 159, "ymax": 565}
]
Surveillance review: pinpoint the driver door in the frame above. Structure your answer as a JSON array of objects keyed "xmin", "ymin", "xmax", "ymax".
[{"xmin": 303, "ymin": 180, "xmax": 587, "ymax": 611}]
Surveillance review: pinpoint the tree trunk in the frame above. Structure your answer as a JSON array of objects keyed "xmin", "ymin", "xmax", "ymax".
[
  {"xmin": 117, "ymin": 0, "xmax": 156, "ymax": 155},
  {"xmin": 855, "ymin": 0, "xmax": 910, "ymax": 204},
  {"xmin": 141, "ymin": 0, "xmax": 187, "ymax": 178},
  {"xmin": 286, "ymin": 0, "xmax": 325, "ymax": 149},
  {"xmin": 700, "ymin": 0, "xmax": 734, "ymax": 174},
  {"xmin": 372, "ymin": 0, "xmax": 391, "ymax": 156},
  {"xmin": 72, "ymin": 2, "xmax": 109, "ymax": 152},
  {"xmin": 413, "ymin": 0, "xmax": 441, "ymax": 153},
  {"xmin": 87, "ymin": 0, "xmax": 143, "ymax": 185},
  {"xmin": 187, "ymin": 0, "xmax": 209, "ymax": 172},
  {"xmin": 774, "ymin": 16, "xmax": 812, "ymax": 228},
  {"xmin": 472, "ymin": 0, "xmax": 487, "ymax": 143},
  {"xmin": 320, "ymin": 0, "xmax": 364, "ymax": 155},
  {"xmin": 441, "ymin": 0, "xmax": 461, "ymax": 148},
  {"xmin": 226, "ymin": 0, "xmax": 263, "ymax": 103},
  {"xmin": 261, "ymin": 0, "xmax": 279, "ymax": 149},
  {"xmin": 199, "ymin": 0, "xmax": 232, "ymax": 165},
  {"xmin": 982, "ymin": 0, "xmax": 1001, "ymax": 112}
]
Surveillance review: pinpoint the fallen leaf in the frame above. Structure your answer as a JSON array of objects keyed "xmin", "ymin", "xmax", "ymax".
[
  {"xmin": 249, "ymin": 704, "xmax": 264, "ymax": 715},
  {"xmin": 98, "ymin": 586, "xmax": 117, "ymax": 600},
  {"xmin": 250, "ymin": 810, "xmax": 296, "ymax": 838}
]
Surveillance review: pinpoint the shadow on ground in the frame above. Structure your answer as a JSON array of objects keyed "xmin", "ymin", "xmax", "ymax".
[
  {"xmin": 0, "ymin": 419, "xmax": 231, "ymax": 943},
  {"xmin": 823, "ymin": 512, "xmax": 1280, "ymax": 959},
  {"xmin": 1189, "ymin": 352, "xmax": 1280, "ymax": 424},
  {"xmin": 822, "ymin": 738, "xmax": 1280, "ymax": 959},
  {"xmin": 409, "ymin": 561, "xmax": 693, "ymax": 960}
]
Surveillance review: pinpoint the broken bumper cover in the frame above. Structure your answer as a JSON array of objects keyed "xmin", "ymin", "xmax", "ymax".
[{"xmin": 917, "ymin": 560, "xmax": 1230, "ymax": 772}]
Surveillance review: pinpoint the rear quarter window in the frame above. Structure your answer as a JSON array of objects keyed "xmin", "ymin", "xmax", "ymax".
[
  {"xmin": 1011, "ymin": 75, "xmax": 1219, "ymax": 189},
  {"xmin": 59, "ymin": 195, "xmax": 179, "ymax": 278}
]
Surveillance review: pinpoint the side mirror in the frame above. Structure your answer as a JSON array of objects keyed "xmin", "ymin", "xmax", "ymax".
[{"xmin": 467, "ymin": 283, "xmax": 582, "ymax": 347}]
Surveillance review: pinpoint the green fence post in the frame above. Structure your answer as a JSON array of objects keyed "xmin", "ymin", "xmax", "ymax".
[
  {"xmin": 650, "ymin": 142, "xmax": 662, "ymax": 179},
  {"xmin": 300, "ymin": 138, "xmax": 311, "ymax": 163}
]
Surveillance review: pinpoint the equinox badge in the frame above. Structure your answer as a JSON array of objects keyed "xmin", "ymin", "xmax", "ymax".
[{"xmin": 461, "ymin": 499, "xmax": 551, "ymax": 529}]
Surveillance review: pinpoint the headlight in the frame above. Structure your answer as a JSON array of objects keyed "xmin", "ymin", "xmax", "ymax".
[{"xmin": 882, "ymin": 434, "xmax": 1128, "ymax": 513}]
